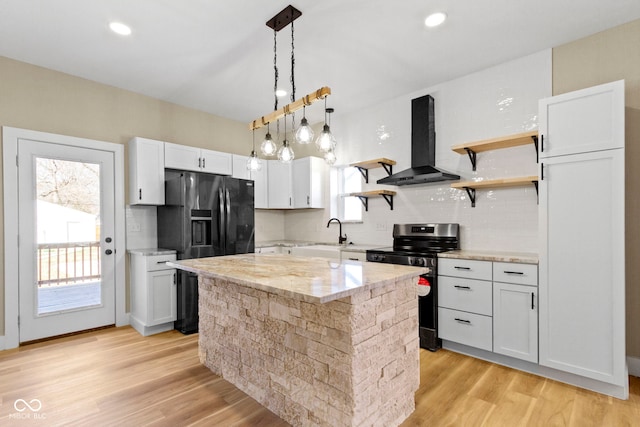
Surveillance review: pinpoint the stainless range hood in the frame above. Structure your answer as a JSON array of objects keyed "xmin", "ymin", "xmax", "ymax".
[{"xmin": 377, "ymin": 94, "xmax": 460, "ymax": 186}]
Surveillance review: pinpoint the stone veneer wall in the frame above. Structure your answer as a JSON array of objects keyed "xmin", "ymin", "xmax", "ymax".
[{"xmin": 198, "ymin": 276, "xmax": 420, "ymax": 427}]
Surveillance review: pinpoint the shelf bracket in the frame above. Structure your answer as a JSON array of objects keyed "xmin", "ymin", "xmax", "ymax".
[
  {"xmin": 464, "ymin": 148, "xmax": 477, "ymax": 171},
  {"xmin": 356, "ymin": 196, "xmax": 369, "ymax": 211},
  {"xmin": 381, "ymin": 194, "xmax": 394, "ymax": 210},
  {"xmin": 463, "ymin": 187, "xmax": 476, "ymax": 208},
  {"xmin": 354, "ymin": 166, "xmax": 369, "ymax": 183},
  {"xmin": 531, "ymin": 135, "xmax": 539, "ymax": 163},
  {"xmin": 533, "ymin": 180, "xmax": 539, "ymax": 204},
  {"xmin": 379, "ymin": 162, "xmax": 393, "ymax": 176}
]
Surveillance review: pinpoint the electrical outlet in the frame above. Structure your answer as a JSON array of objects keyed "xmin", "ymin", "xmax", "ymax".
[
  {"xmin": 376, "ymin": 222, "xmax": 387, "ymax": 231},
  {"xmin": 129, "ymin": 223, "xmax": 141, "ymax": 232}
]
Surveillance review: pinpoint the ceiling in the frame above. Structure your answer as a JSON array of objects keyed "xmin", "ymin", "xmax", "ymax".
[{"xmin": 1, "ymin": 0, "xmax": 640, "ymax": 126}]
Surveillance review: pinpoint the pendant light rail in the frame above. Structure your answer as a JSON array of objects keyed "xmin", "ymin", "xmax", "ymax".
[{"xmin": 249, "ymin": 87, "xmax": 331, "ymax": 130}]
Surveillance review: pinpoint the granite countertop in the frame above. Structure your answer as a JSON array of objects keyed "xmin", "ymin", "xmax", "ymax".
[
  {"xmin": 168, "ymin": 253, "xmax": 426, "ymax": 303},
  {"xmin": 439, "ymin": 250, "xmax": 538, "ymax": 264},
  {"xmin": 127, "ymin": 248, "xmax": 177, "ymax": 256},
  {"xmin": 256, "ymin": 241, "xmax": 385, "ymax": 253}
]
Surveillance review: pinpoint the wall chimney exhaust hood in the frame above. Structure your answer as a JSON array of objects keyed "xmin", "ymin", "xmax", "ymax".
[{"xmin": 377, "ymin": 94, "xmax": 460, "ymax": 186}]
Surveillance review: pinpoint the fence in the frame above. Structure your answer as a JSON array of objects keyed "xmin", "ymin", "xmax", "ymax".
[{"xmin": 37, "ymin": 241, "xmax": 101, "ymax": 286}]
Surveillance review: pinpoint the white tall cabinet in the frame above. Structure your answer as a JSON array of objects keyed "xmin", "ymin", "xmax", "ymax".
[{"xmin": 538, "ymin": 80, "xmax": 626, "ymax": 391}]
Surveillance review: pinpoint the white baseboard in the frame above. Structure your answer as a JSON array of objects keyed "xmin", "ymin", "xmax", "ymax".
[{"xmin": 628, "ymin": 356, "xmax": 640, "ymax": 377}]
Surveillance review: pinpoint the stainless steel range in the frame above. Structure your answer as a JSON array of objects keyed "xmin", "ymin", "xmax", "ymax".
[{"xmin": 366, "ymin": 223, "xmax": 460, "ymax": 351}]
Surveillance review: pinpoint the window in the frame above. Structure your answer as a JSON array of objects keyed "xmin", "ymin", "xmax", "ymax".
[{"xmin": 330, "ymin": 166, "xmax": 362, "ymax": 222}]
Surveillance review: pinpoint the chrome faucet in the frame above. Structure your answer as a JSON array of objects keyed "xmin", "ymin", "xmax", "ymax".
[{"xmin": 327, "ymin": 217, "xmax": 347, "ymax": 245}]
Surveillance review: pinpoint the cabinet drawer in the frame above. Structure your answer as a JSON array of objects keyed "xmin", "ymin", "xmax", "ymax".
[
  {"xmin": 438, "ymin": 307, "xmax": 493, "ymax": 351},
  {"xmin": 438, "ymin": 276, "xmax": 492, "ymax": 316},
  {"xmin": 146, "ymin": 254, "xmax": 177, "ymax": 271},
  {"xmin": 438, "ymin": 258, "xmax": 492, "ymax": 281},
  {"xmin": 493, "ymin": 262, "xmax": 537, "ymax": 286}
]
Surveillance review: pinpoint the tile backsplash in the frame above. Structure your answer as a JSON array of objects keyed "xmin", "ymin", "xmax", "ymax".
[{"xmin": 271, "ymin": 49, "xmax": 552, "ymax": 253}]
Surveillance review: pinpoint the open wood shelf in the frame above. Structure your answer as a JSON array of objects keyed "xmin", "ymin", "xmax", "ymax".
[
  {"xmin": 349, "ymin": 158, "xmax": 396, "ymax": 183},
  {"xmin": 451, "ymin": 176, "xmax": 538, "ymax": 207},
  {"xmin": 451, "ymin": 131, "xmax": 539, "ymax": 171},
  {"xmin": 346, "ymin": 189, "xmax": 396, "ymax": 211}
]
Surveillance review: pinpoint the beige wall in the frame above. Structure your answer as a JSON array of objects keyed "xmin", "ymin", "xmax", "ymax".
[
  {"xmin": 553, "ymin": 18, "xmax": 640, "ymax": 357},
  {"xmin": 0, "ymin": 56, "xmax": 255, "ymax": 336}
]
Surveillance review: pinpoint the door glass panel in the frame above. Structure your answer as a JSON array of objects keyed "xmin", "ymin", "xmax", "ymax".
[{"xmin": 35, "ymin": 158, "xmax": 102, "ymax": 314}]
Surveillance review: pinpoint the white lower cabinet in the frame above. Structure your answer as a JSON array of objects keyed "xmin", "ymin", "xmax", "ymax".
[
  {"xmin": 130, "ymin": 252, "xmax": 177, "ymax": 336},
  {"xmin": 438, "ymin": 258, "xmax": 539, "ymax": 362},
  {"xmin": 493, "ymin": 282, "xmax": 538, "ymax": 363},
  {"xmin": 341, "ymin": 250, "xmax": 367, "ymax": 262}
]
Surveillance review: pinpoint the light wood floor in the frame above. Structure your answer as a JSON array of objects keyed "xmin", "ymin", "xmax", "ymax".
[{"xmin": 0, "ymin": 327, "xmax": 638, "ymax": 426}]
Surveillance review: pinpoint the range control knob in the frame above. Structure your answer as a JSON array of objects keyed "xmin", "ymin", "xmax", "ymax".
[{"xmin": 410, "ymin": 257, "xmax": 425, "ymax": 266}]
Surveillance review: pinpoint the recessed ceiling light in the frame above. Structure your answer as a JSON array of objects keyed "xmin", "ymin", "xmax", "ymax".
[
  {"xmin": 424, "ymin": 12, "xmax": 447, "ymax": 28},
  {"xmin": 275, "ymin": 89, "xmax": 287, "ymax": 97},
  {"xmin": 109, "ymin": 22, "xmax": 132, "ymax": 36}
]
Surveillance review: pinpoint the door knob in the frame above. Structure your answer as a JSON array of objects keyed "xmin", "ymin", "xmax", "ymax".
[{"xmin": 105, "ymin": 249, "xmax": 113, "ymax": 255}]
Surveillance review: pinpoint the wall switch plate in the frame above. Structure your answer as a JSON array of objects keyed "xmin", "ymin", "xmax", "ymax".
[
  {"xmin": 129, "ymin": 223, "xmax": 141, "ymax": 232},
  {"xmin": 376, "ymin": 222, "xmax": 387, "ymax": 231}
]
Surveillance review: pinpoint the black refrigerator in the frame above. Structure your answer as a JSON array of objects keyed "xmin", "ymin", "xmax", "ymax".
[{"xmin": 157, "ymin": 170, "xmax": 255, "ymax": 334}]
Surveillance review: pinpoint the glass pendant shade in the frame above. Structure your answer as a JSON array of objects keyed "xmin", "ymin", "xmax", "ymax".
[
  {"xmin": 324, "ymin": 149, "xmax": 337, "ymax": 165},
  {"xmin": 295, "ymin": 117, "xmax": 314, "ymax": 144},
  {"xmin": 277, "ymin": 140, "xmax": 295, "ymax": 163},
  {"xmin": 260, "ymin": 132, "xmax": 277, "ymax": 156},
  {"xmin": 315, "ymin": 124, "xmax": 336, "ymax": 153},
  {"xmin": 246, "ymin": 150, "xmax": 262, "ymax": 171}
]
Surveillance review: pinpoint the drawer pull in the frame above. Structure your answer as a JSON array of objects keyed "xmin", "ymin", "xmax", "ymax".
[
  {"xmin": 454, "ymin": 318, "xmax": 471, "ymax": 325},
  {"xmin": 454, "ymin": 266, "xmax": 471, "ymax": 271},
  {"xmin": 504, "ymin": 270, "xmax": 524, "ymax": 275},
  {"xmin": 157, "ymin": 261, "xmax": 168, "ymax": 264},
  {"xmin": 454, "ymin": 285, "xmax": 471, "ymax": 290},
  {"xmin": 348, "ymin": 257, "xmax": 359, "ymax": 261}
]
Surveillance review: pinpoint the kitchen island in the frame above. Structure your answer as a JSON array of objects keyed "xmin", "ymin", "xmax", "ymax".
[{"xmin": 168, "ymin": 253, "xmax": 426, "ymax": 427}]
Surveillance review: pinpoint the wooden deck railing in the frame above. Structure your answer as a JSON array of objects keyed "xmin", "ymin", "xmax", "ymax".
[{"xmin": 37, "ymin": 241, "xmax": 101, "ymax": 286}]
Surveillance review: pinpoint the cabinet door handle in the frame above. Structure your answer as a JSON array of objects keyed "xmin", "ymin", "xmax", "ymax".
[
  {"xmin": 454, "ymin": 318, "xmax": 471, "ymax": 325},
  {"xmin": 173, "ymin": 273, "xmax": 176, "ymax": 285},
  {"xmin": 307, "ymin": 195, "xmax": 310, "ymax": 205},
  {"xmin": 202, "ymin": 158, "xmax": 206, "ymax": 168},
  {"xmin": 504, "ymin": 271, "xmax": 524, "ymax": 275},
  {"xmin": 139, "ymin": 189, "xmax": 142, "ymax": 200},
  {"xmin": 454, "ymin": 285, "xmax": 471, "ymax": 290},
  {"xmin": 541, "ymin": 134, "xmax": 544, "ymax": 152},
  {"xmin": 531, "ymin": 292, "xmax": 535, "ymax": 310},
  {"xmin": 454, "ymin": 266, "xmax": 471, "ymax": 270},
  {"xmin": 541, "ymin": 163, "xmax": 544, "ymax": 181}
]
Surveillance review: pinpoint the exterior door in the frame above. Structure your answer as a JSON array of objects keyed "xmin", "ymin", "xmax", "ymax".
[{"xmin": 18, "ymin": 139, "xmax": 116, "ymax": 342}]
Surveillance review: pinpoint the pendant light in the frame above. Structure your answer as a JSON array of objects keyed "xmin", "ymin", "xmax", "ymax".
[
  {"xmin": 315, "ymin": 102, "xmax": 336, "ymax": 153},
  {"xmin": 247, "ymin": 130, "xmax": 263, "ymax": 171},
  {"xmin": 277, "ymin": 116, "xmax": 295, "ymax": 163},
  {"xmin": 248, "ymin": 5, "xmax": 339, "ymax": 166},
  {"xmin": 260, "ymin": 122, "xmax": 277, "ymax": 156},
  {"xmin": 295, "ymin": 105, "xmax": 314, "ymax": 144}
]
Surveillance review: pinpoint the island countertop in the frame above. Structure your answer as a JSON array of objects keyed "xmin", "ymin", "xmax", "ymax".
[{"xmin": 168, "ymin": 253, "xmax": 427, "ymax": 303}]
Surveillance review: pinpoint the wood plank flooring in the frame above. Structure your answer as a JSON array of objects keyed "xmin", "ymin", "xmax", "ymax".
[{"xmin": 0, "ymin": 326, "xmax": 638, "ymax": 426}]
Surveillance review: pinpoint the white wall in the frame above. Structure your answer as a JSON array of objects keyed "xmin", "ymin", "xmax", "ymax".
[{"xmin": 283, "ymin": 50, "xmax": 552, "ymax": 252}]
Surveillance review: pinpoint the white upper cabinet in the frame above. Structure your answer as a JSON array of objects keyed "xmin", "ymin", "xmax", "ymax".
[
  {"xmin": 128, "ymin": 137, "xmax": 165, "ymax": 205},
  {"xmin": 232, "ymin": 154, "xmax": 251, "ymax": 180},
  {"xmin": 539, "ymin": 80, "xmax": 624, "ymax": 159},
  {"xmin": 292, "ymin": 156, "xmax": 326, "ymax": 209},
  {"xmin": 252, "ymin": 161, "xmax": 268, "ymax": 209},
  {"xmin": 164, "ymin": 142, "xmax": 232, "ymax": 175},
  {"xmin": 267, "ymin": 160, "xmax": 292, "ymax": 209}
]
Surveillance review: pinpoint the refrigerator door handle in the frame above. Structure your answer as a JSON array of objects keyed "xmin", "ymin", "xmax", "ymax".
[
  {"xmin": 219, "ymin": 188, "xmax": 224, "ymax": 245},
  {"xmin": 225, "ymin": 188, "xmax": 231, "ymax": 238}
]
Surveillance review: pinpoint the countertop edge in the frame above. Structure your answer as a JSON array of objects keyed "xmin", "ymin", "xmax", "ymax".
[{"xmin": 439, "ymin": 250, "xmax": 538, "ymax": 264}]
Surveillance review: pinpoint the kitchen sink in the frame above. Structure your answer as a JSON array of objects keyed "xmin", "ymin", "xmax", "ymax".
[{"xmin": 290, "ymin": 244, "xmax": 342, "ymax": 259}]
